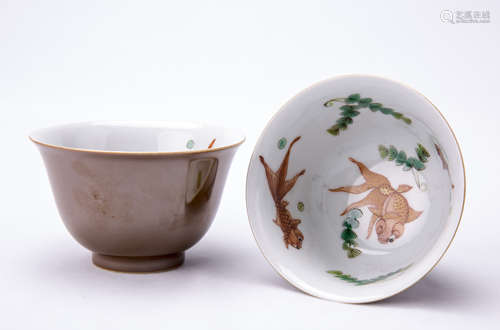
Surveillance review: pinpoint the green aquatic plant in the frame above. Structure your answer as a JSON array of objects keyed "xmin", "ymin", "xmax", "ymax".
[
  {"xmin": 378, "ymin": 144, "xmax": 429, "ymax": 171},
  {"xmin": 327, "ymin": 265, "xmax": 412, "ymax": 286},
  {"xmin": 324, "ymin": 94, "xmax": 412, "ymax": 136},
  {"xmin": 416, "ymin": 143, "xmax": 430, "ymax": 163},
  {"xmin": 340, "ymin": 208, "xmax": 362, "ymax": 258}
]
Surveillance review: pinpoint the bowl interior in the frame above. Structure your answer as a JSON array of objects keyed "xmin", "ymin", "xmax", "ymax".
[
  {"xmin": 30, "ymin": 121, "xmax": 245, "ymax": 153},
  {"xmin": 246, "ymin": 75, "xmax": 464, "ymax": 302}
]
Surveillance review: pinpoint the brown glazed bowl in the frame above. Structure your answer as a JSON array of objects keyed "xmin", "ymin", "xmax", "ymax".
[{"xmin": 30, "ymin": 121, "xmax": 244, "ymax": 272}]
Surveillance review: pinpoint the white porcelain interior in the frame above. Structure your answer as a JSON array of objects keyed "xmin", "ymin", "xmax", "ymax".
[
  {"xmin": 30, "ymin": 121, "xmax": 245, "ymax": 153},
  {"xmin": 246, "ymin": 75, "xmax": 465, "ymax": 303}
]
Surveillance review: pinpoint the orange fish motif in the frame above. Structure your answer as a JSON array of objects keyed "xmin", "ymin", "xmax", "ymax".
[{"xmin": 329, "ymin": 158, "xmax": 422, "ymax": 244}]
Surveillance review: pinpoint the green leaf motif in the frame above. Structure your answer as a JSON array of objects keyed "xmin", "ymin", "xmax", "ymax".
[
  {"xmin": 416, "ymin": 149, "xmax": 426, "ymax": 162},
  {"xmin": 345, "ymin": 217, "xmax": 360, "ymax": 229},
  {"xmin": 379, "ymin": 144, "xmax": 429, "ymax": 172},
  {"xmin": 388, "ymin": 145, "xmax": 398, "ymax": 160},
  {"xmin": 346, "ymin": 93, "xmax": 360, "ymax": 103},
  {"xmin": 347, "ymin": 208, "xmax": 363, "ymax": 219},
  {"xmin": 348, "ymin": 248, "xmax": 362, "ymax": 258},
  {"xmin": 418, "ymin": 144, "xmax": 430, "ymax": 157},
  {"xmin": 378, "ymin": 145, "xmax": 389, "ymax": 159},
  {"xmin": 327, "ymin": 270, "xmax": 343, "ymax": 276},
  {"xmin": 369, "ymin": 103, "xmax": 382, "ymax": 111},
  {"xmin": 416, "ymin": 143, "xmax": 430, "ymax": 162},
  {"xmin": 396, "ymin": 150, "xmax": 407, "ymax": 165},
  {"xmin": 340, "ymin": 105, "xmax": 354, "ymax": 111},
  {"xmin": 406, "ymin": 157, "xmax": 416, "ymax": 168},
  {"xmin": 411, "ymin": 157, "xmax": 425, "ymax": 171},
  {"xmin": 344, "ymin": 239, "xmax": 356, "ymax": 246},
  {"xmin": 327, "ymin": 125, "xmax": 340, "ymax": 136},
  {"xmin": 392, "ymin": 112, "xmax": 403, "ymax": 119},
  {"xmin": 358, "ymin": 98, "xmax": 373, "ymax": 107},
  {"xmin": 337, "ymin": 117, "xmax": 353, "ymax": 125},
  {"xmin": 324, "ymin": 94, "xmax": 412, "ymax": 137},
  {"xmin": 342, "ymin": 109, "xmax": 360, "ymax": 118},
  {"xmin": 402, "ymin": 117, "xmax": 412, "ymax": 125},
  {"xmin": 341, "ymin": 228, "xmax": 357, "ymax": 241}
]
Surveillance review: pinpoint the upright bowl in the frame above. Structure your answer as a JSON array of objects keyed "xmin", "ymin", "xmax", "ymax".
[
  {"xmin": 246, "ymin": 75, "xmax": 465, "ymax": 302},
  {"xmin": 31, "ymin": 121, "xmax": 244, "ymax": 272}
]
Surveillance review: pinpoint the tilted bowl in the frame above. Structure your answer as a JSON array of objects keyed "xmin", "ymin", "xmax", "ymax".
[
  {"xmin": 31, "ymin": 121, "xmax": 244, "ymax": 272},
  {"xmin": 246, "ymin": 75, "xmax": 465, "ymax": 302}
]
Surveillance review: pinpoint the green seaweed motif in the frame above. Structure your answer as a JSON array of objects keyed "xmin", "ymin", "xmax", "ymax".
[
  {"xmin": 324, "ymin": 94, "xmax": 412, "ymax": 136},
  {"xmin": 327, "ymin": 265, "xmax": 412, "ymax": 286},
  {"xmin": 379, "ymin": 143, "xmax": 430, "ymax": 171},
  {"xmin": 341, "ymin": 208, "xmax": 363, "ymax": 258}
]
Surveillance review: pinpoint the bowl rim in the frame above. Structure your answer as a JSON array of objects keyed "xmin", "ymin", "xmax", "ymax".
[
  {"xmin": 245, "ymin": 73, "xmax": 466, "ymax": 303},
  {"xmin": 29, "ymin": 120, "xmax": 246, "ymax": 156}
]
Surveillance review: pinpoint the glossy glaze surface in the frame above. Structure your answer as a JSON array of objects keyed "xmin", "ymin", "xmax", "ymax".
[
  {"xmin": 246, "ymin": 75, "xmax": 465, "ymax": 302},
  {"xmin": 33, "ymin": 121, "xmax": 244, "ymax": 272}
]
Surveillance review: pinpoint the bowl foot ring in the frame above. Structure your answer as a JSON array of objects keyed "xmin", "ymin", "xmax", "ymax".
[{"xmin": 92, "ymin": 252, "xmax": 185, "ymax": 273}]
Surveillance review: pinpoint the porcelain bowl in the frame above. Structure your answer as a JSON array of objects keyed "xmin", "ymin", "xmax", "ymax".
[
  {"xmin": 31, "ymin": 121, "xmax": 244, "ymax": 272},
  {"xmin": 246, "ymin": 75, "xmax": 465, "ymax": 302}
]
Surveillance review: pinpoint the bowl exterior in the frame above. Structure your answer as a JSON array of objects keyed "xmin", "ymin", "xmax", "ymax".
[{"xmin": 36, "ymin": 145, "xmax": 238, "ymax": 257}]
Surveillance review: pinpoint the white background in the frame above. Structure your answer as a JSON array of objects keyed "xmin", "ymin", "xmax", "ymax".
[{"xmin": 1, "ymin": 1, "xmax": 499, "ymax": 329}]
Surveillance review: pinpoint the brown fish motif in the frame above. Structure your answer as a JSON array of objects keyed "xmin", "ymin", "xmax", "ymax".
[
  {"xmin": 259, "ymin": 136, "xmax": 306, "ymax": 249},
  {"xmin": 329, "ymin": 158, "xmax": 422, "ymax": 244}
]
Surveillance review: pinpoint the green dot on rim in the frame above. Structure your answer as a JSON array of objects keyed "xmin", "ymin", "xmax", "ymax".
[
  {"xmin": 186, "ymin": 139, "xmax": 195, "ymax": 149},
  {"xmin": 297, "ymin": 201, "xmax": 304, "ymax": 212},
  {"xmin": 278, "ymin": 137, "xmax": 287, "ymax": 149}
]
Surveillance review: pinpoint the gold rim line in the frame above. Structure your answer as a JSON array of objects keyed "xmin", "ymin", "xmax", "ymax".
[
  {"xmin": 29, "ymin": 133, "xmax": 245, "ymax": 156},
  {"xmin": 244, "ymin": 73, "xmax": 466, "ymax": 303}
]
